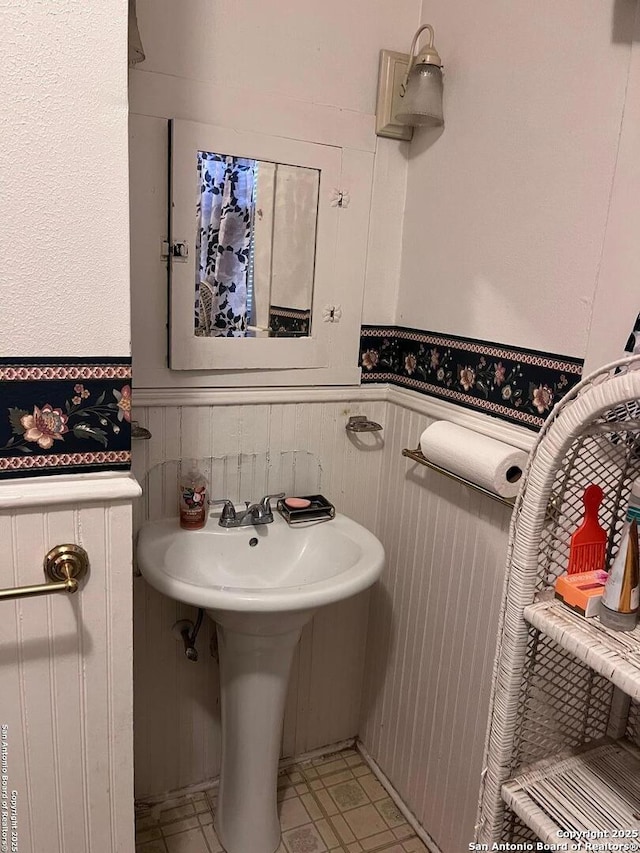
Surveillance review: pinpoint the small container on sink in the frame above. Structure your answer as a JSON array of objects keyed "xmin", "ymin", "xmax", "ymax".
[
  {"xmin": 179, "ymin": 463, "xmax": 208, "ymax": 530},
  {"xmin": 277, "ymin": 495, "xmax": 335, "ymax": 525}
]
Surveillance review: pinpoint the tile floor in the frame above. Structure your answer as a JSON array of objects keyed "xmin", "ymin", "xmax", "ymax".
[{"xmin": 135, "ymin": 748, "xmax": 428, "ymax": 853}]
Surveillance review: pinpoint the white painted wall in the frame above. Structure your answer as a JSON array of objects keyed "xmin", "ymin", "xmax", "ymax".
[
  {"xmin": 396, "ymin": 0, "xmax": 637, "ymax": 359},
  {"xmin": 585, "ymin": 5, "xmax": 640, "ymax": 374},
  {"xmin": 137, "ymin": 0, "xmax": 414, "ymax": 116},
  {"xmin": 132, "ymin": 0, "xmax": 418, "ymax": 339},
  {"xmin": 0, "ymin": 0, "xmax": 131, "ymax": 358}
]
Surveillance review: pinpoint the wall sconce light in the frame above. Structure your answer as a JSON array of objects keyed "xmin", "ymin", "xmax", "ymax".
[{"xmin": 375, "ymin": 24, "xmax": 444, "ymax": 141}]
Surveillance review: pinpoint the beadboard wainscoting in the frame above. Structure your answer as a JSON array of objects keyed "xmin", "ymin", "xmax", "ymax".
[
  {"xmin": 361, "ymin": 402, "xmax": 514, "ymax": 853},
  {"xmin": 130, "ymin": 397, "xmax": 387, "ymax": 798},
  {"xmin": 131, "ymin": 388, "xmax": 527, "ymax": 851},
  {"xmin": 0, "ymin": 475, "xmax": 139, "ymax": 853}
]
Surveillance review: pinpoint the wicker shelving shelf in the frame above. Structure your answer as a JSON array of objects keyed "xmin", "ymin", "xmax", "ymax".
[
  {"xmin": 502, "ymin": 740, "xmax": 640, "ymax": 846},
  {"xmin": 524, "ymin": 599, "xmax": 640, "ymax": 703},
  {"xmin": 477, "ymin": 360, "xmax": 640, "ymax": 847}
]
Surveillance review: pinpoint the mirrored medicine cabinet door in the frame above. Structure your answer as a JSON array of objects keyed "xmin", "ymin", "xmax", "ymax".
[{"xmin": 169, "ymin": 119, "xmax": 342, "ymax": 370}]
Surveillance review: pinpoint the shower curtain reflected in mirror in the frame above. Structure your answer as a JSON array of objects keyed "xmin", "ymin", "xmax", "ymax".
[{"xmin": 195, "ymin": 153, "xmax": 255, "ymax": 338}]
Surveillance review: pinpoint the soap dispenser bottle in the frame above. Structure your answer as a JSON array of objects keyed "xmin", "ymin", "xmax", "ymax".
[{"xmin": 179, "ymin": 462, "xmax": 208, "ymax": 530}]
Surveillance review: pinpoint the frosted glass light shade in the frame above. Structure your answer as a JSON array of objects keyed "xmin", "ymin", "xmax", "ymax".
[{"xmin": 395, "ymin": 62, "xmax": 444, "ymax": 127}]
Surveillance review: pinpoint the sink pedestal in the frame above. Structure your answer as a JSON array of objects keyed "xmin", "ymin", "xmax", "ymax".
[
  {"xmin": 210, "ymin": 610, "xmax": 314, "ymax": 853},
  {"xmin": 138, "ymin": 514, "xmax": 384, "ymax": 851}
]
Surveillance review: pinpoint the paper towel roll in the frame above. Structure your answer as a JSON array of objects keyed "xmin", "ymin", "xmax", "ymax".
[{"xmin": 419, "ymin": 421, "xmax": 528, "ymax": 498}]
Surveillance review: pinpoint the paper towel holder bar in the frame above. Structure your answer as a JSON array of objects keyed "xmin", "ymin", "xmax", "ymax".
[{"xmin": 401, "ymin": 447, "xmax": 515, "ymax": 508}]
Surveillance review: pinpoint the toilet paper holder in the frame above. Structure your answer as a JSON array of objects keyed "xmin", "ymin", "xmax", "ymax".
[{"xmin": 402, "ymin": 446, "xmax": 516, "ymax": 508}]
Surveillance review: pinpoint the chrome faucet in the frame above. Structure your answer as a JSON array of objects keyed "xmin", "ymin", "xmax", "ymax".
[{"xmin": 210, "ymin": 493, "xmax": 285, "ymax": 528}]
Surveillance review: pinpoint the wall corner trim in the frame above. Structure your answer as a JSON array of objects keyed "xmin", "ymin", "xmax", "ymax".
[
  {"xmin": 132, "ymin": 385, "xmax": 385, "ymax": 408},
  {"xmin": 0, "ymin": 471, "xmax": 141, "ymax": 510}
]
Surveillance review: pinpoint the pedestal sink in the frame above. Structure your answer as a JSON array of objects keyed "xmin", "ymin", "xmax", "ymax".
[{"xmin": 137, "ymin": 510, "xmax": 384, "ymax": 853}]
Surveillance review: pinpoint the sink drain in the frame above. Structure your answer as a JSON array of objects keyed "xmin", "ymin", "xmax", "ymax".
[{"xmin": 249, "ymin": 537, "xmax": 259, "ymax": 547}]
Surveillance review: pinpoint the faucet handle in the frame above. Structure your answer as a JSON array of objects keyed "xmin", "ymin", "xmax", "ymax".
[
  {"xmin": 209, "ymin": 499, "xmax": 237, "ymax": 522},
  {"xmin": 260, "ymin": 492, "xmax": 286, "ymax": 513}
]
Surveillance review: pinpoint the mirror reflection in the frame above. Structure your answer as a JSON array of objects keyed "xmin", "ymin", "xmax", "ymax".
[{"xmin": 194, "ymin": 151, "xmax": 319, "ymax": 339}]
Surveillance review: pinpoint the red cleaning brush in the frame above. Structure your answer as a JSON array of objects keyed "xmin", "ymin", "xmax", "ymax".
[{"xmin": 567, "ymin": 484, "xmax": 607, "ymax": 574}]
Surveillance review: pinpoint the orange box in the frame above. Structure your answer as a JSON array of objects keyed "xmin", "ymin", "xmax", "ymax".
[{"xmin": 555, "ymin": 570, "xmax": 608, "ymax": 617}]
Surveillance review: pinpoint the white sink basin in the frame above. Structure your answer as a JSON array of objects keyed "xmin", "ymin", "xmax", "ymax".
[
  {"xmin": 137, "ymin": 511, "xmax": 384, "ymax": 614},
  {"xmin": 136, "ymin": 509, "xmax": 384, "ymax": 853}
]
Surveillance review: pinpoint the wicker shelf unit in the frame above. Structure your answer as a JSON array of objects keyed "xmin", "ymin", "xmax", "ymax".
[{"xmin": 477, "ymin": 359, "xmax": 640, "ymax": 847}]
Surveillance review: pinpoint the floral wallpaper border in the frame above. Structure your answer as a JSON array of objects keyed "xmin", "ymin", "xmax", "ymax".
[
  {"xmin": 0, "ymin": 357, "xmax": 132, "ymax": 479},
  {"xmin": 359, "ymin": 326, "xmax": 584, "ymax": 430}
]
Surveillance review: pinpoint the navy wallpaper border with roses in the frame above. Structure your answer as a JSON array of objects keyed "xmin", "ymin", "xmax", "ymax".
[
  {"xmin": 0, "ymin": 357, "xmax": 132, "ymax": 479},
  {"xmin": 359, "ymin": 326, "xmax": 583, "ymax": 430}
]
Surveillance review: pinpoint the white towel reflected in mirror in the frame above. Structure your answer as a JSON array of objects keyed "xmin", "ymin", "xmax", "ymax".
[{"xmin": 128, "ymin": 0, "xmax": 145, "ymax": 67}]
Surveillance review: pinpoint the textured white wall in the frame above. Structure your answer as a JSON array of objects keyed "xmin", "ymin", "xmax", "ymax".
[
  {"xmin": 0, "ymin": 0, "xmax": 131, "ymax": 357},
  {"xmin": 396, "ymin": 0, "xmax": 637, "ymax": 357}
]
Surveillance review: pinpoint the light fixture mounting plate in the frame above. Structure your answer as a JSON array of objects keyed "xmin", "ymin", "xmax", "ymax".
[{"xmin": 375, "ymin": 49, "xmax": 413, "ymax": 141}]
